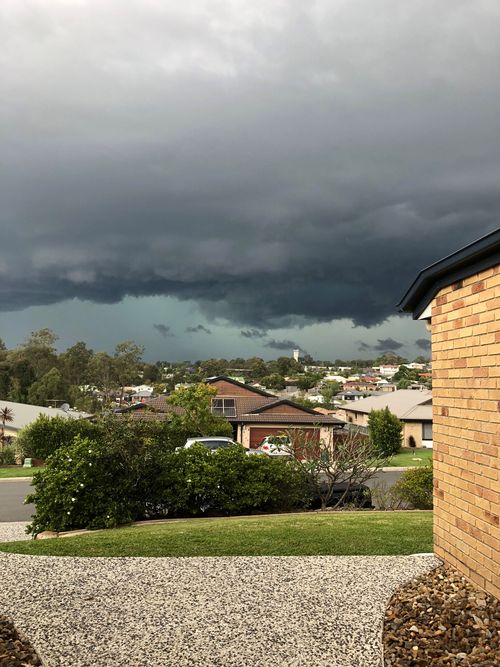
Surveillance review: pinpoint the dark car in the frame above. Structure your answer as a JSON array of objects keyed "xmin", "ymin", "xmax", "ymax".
[{"xmin": 311, "ymin": 482, "xmax": 373, "ymax": 509}]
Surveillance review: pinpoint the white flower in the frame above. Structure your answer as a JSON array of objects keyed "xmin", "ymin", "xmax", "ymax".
[
  {"xmin": 80, "ymin": 483, "xmax": 84, "ymax": 488},
  {"xmin": 71, "ymin": 498, "xmax": 76, "ymax": 502},
  {"xmin": 106, "ymin": 515, "xmax": 110, "ymax": 519},
  {"xmin": 67, "ymin": 511, "xmax": 71, "ymax": 515},
  {"xmin": 88, "ymin": 450, "xmax": 92, "ymax": 454},
  {"xmin": 89, "ymin": 463, "xmax": 92, "ymax": 466},
  {"xmin": 68, "ymin": 458, "xmax": 72, "ymax": 462},
  {"xmin": 186, "ymin": 478, "xmax": 191, "ymax": 483}
]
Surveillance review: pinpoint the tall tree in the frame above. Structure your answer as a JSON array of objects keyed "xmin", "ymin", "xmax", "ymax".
[
  {"xmin": 113, "ymin": 341, "xmax": 145, "ymax": 401},
  {"xmin": 27, "ymin": 368, "xmax": 68, "ymax": 406},
  {"xmin": 13, "ymin": 328, "xmax": 59, "ymax": 380},
  {"xmin": 88, "ymin": 352, "xmax": 117, "ymax": 407},
  {"xmin": 60, "ymin": 341, "xmax": 93, "ymax": 386}
]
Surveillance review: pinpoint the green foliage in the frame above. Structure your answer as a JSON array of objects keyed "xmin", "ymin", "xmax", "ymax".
[
  {"xmin": 26, "ymin": 436, "xmax": 140, "ymax": 535},
  {"xmin": 368, "ymin": 407, "xmax": 403, "ymax": 456},
  {"xmin": 260, "ymin": 373, "xmax": 286, "ymax": 390},
  {"xmin": 0, "ymin": 446, "xmax": 16, "ymax": 465},
  {"xmin": 320, "ymin": 380, "xmax": 341, "ymax": 407},
  {"xmin": 168, "ymin": 383, "xmax": 233, "ymax": 437},
  {"xmin": 16, "ymin": 415, "xmax": 100, "ymax": 460},
  {"xmin": 26, "ymin": 438, "xmax": 310, "ymax": 535},
  {"xmin": 295, "ymin": 373, "xmax": 322, "ymax": 391},
  {"xmin": 391, "ymin": 463, "xmax": 433, "ymax": 509},
  {"xmin": 27, "ymin": 367, "xmax": 68, "ymax": 406}
]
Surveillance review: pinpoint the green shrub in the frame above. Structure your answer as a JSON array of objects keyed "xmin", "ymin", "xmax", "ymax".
[
  {"xmin": 0, "ymin": 446, "xmax": 16, "ymax": 465},
  {"xmin": 368, "ymin": 407, "xmax": 403, "ymax": 456},
  {"xmin": 26, "ymin": 435, "xmax": 144, "ymax": 535},
  {"xmin": 16, "ymin": 413, "xmax": 191, "ymax": 461},
  {"xmin": 27, "ymin": 439, "xmax": 311, "ymax": 535},
  {"xmin": 16, "ymin": 415, "xmax": 100, "ymax": 460},
  {"xmin": 391, "ymin": 463, "xmax": 433, "ymax": 509}
]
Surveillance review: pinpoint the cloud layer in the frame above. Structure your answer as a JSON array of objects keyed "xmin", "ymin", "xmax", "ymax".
[{"xmin": 1, "ymin": 1, "xmax": 499, "ymax": 331}]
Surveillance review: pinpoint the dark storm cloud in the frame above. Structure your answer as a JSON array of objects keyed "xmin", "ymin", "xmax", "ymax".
[
  {"xmin": 153, "ymin": 324, "xmax": 173, "ymax": 338},
  {"xmin": 372, "ymin": 338, "xmax": 405, "ymax": 352},
  {"xmin": 415, "ymin": 338, "xmax": 432, "ymax": 351},
  {"xmin": 357, "ymin": 338, "xmax": 405, "ymax": 352},
  {"xmin": 1, "ymin": 2, "xmax": 499, "ymax": 330},
  {"xmin": 264, "ymin": 338, "xmax": 303, "ymax": 351},
  {"xmin": 241, "ymin": 329, "xmax": 268, "ymax": 339},
  {"xmin": 186, "ymin": 324, "xmax": 211, "ymax": 334}
]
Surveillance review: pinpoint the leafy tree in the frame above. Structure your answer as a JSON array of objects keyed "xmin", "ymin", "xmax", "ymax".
[
  {"xmin": 199, "ymin": 358, "xmax": 228, "ymax": 378},
  {"xmin": 114, "ymin": 341, "xmax": 145, "ymax": 401},
  {"xmin": 60, "ymin": 341, "xmax": 93, "ymax": 386},
  {"xmin": 296, "ymin": 373, "xmax": 322, "ymax": 391},
  {"xmin": 8, "ymin": 359, "xmax": 36, "ymax": 402},
  {"xmin": 260, "ymin": 374, "xmax": 286, "ymax": 390},
  {"xmin": 247, "ymin": 357, "xmax": 267, "ymax": 380},
  {"xmin": 88, "ymin": 352, "xmax": 118, "ymax": 406},
  {"xmin": 16, "ymin": 328, "xmax": 59, "ymax": 379},
  {"xmin": 413, "ymin": 356, "xmax": 429, "ymax": 364},
  {"xmin": 27, "ymin": 367, "xmax": 68, "ymax": 406},
  {"xmin": 392, "ymin": 463, "xmax": 433, "ymax": 509},
  {"xmin": 320, "ymin": 381, "xmax": 341, "ymax": 407},
  {"xmin": 168, "ymin": 383, "xmax": 233, "ymax": 438},
  {"xmin": 368, "ymin": 407, "xmax": 403, "ymax": 456},
  {"xmin": 374, "ymin": 352, "xmax": 408, "ymax": 365}
]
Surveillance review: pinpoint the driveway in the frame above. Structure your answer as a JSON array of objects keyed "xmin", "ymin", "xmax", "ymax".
[
  {"xmin": 0, "ymin": 523, "xmax": 438, "ymax": 667},
  {"xmin": 0, "ymin": 478, "xmax": 34, "ymax": 521}
]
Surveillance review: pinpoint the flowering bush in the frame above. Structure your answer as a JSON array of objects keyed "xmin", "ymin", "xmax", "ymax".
[
  {"xmin": 27, "ymin": 440, "xmax": 311, "ymax": 535},
  {"xmin": 26, "ymin": 436, "xmax": 140, "ymax": 535}
]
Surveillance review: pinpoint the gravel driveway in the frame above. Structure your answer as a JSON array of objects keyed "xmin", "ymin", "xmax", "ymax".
[{"xmin": 0, "ymin": 523, "xmax": 439, "ymax": 667}]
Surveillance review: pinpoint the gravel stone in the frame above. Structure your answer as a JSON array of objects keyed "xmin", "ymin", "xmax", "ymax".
[
  {"xmin": 0, "ymin": 552, "xmax": 438, "ymax": 667},
  {"xmin": 0, "ymin": 523, "xmax": 29, "ymax": 544},
  {"xmin": 383, "ymin": 565, "xmax": 500, "ymax": 666}
]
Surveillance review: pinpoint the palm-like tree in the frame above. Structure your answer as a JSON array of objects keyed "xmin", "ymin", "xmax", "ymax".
[{"xmin": 0, "ymin": 406, "xmax": 14, "ymax": 448}]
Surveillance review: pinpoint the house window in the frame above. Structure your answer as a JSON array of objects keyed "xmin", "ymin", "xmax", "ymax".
[
  {"xmin": 211, "ymin": 398, "xmax": 236, "ymax": 417},
  {"xmin": 422, "ymin": 422, "xmax": 433, "ymax": 440}
]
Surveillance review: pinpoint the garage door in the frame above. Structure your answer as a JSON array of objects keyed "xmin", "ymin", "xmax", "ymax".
[{"xmin": 249, "ymin": 427, "xmax": 319, "ymax": 449}]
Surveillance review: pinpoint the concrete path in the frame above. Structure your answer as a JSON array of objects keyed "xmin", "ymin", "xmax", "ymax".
[{"xmin": 0, "ymin": 523, "xmax": 438, "ymax": 667}]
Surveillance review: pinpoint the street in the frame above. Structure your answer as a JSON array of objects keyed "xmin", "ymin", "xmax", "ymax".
[
  {"xmin": 0, "ymin": 470, "xmax": 404, "ymax": 522},
  {"xmin": 0, "ymin": 479, "xmax": 34, "ymax": 522}
]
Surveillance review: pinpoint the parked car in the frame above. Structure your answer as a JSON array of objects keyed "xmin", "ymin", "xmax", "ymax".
[
  {"xmin": 183, "ymin": 437, "xmax": 239, "ymax": 451},
  {"xmin": 183, "ymin": 437, "xmax": 261, "ymax": 457},
  {"xmin": 310, "ymin": 483, "xmax": 373, "ymax": 509},
  {"xmin": 259, "ymin": 435, "xmax": 291, "ymax": 457}
]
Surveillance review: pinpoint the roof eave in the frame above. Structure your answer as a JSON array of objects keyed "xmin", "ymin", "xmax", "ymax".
[{"xmin": 398, "ymin": 228, "xmax": 500, "ymax": 318}]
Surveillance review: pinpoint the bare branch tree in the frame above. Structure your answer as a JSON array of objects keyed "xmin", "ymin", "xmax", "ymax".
[{"xmin": 283, "ymin": 426, "xmax": 389, "ymax": 510}]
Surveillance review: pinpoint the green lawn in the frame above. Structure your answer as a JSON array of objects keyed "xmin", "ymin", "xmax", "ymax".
[
  {"xmin": 0, "ymin": 511, "xmax": 433, "ymax": 557},
  {"xmin": 387, "ymin": 448, "xmax": 432, "ymax": 467},
  {"xmin": 0, "ymin": 467, "xmax": 40, "ymax": 478}
]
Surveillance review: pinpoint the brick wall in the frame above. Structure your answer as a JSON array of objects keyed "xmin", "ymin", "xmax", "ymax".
[{"xmin": 431, "ymin": 265, "xmax": 499, "ymax": 597}]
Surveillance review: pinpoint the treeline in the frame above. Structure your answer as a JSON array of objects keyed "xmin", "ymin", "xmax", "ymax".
[
  {"xmin": 0, "ymin": 329, "xmax": 149, "ymax": 411},
  {"xmin": 0, "ymin": 329, "xmax": 430, "ymax": 410}
]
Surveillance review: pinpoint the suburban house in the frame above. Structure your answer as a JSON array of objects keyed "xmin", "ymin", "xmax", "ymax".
[
  {"xmin": 399, "ymin": 228, "xmax": 499, "ymax": 598},
  {"xmin": 0, "ymin": 400, "xmax": 90, "ymax": 439},
  {"xmin": 336, "ymin": 390, "xmax": 368, "ymax": 402},
  {"xmin": 337, "ymin": 389, "xmax": 433, "ymax": 448},
  {"xmin": 205, "ymin": 376, "xmax": 345, "ymax": 448},
  {"xmin": 118, "ymin": 376, "xmax": 345, "ymax": 447}
]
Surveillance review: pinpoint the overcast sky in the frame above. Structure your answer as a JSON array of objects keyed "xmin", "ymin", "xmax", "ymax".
[{"xmin": 1, "ymin": 1, "xmax": 499, "ymax": 361}]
